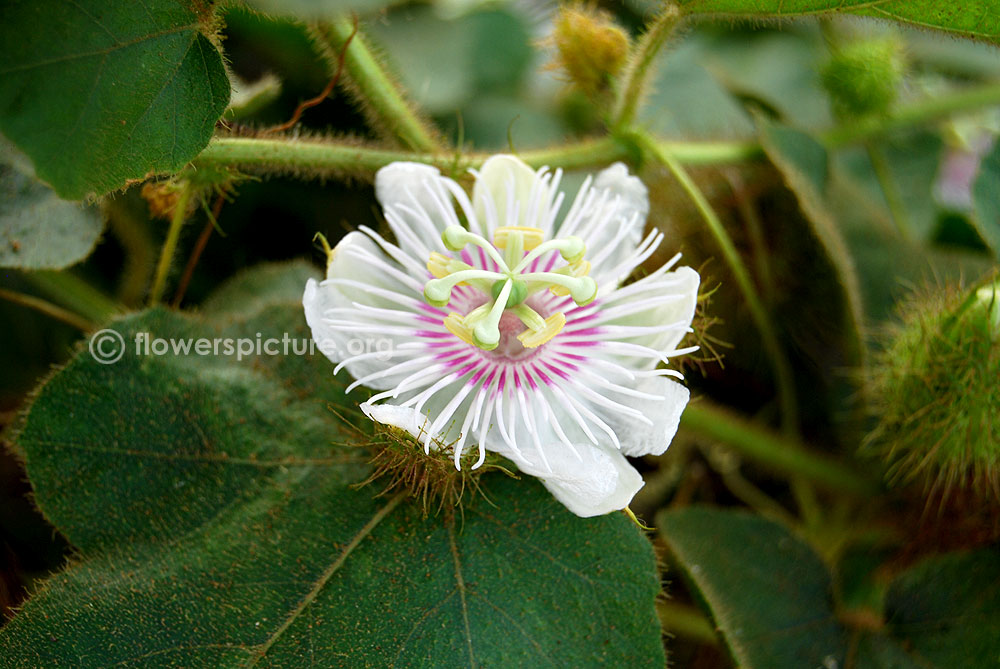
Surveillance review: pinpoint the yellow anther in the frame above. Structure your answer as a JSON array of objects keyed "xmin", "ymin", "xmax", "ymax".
[
  {"xmin": 517, "ymin": 312, "xmax": 567, "ymax": 348},
  {"xmin": 550, "ymin": 260, "xmax": 592, "ymax": 296},
  {"xmin": 494, "ymin": 226, "xmax": 545, "ymax": 251},
  {"xmin": 443, "ymin": 313, "xmax": 477, "ymax": 347},
  {"xmin": 427, "ymin": 252, "xmax": 453, "ymax": 279}
]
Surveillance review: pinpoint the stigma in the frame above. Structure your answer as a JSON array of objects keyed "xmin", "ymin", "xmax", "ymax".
[{"xmin": 423, "ymin": 225, "xmax": 597, "ymax": 351}]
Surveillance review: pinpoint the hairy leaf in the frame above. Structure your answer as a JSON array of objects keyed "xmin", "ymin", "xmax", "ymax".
[
  {"xmin": 0, "ymin": 163, "xmax": 102, "ymax": 270},
  {"xmin": 885, "ymin": 549, "xmax": 1000, "ymax": 667},
  {"xmin": 676, "ymin": 1, "xmax": 1000, "ymax": 45},
  {"xmin": 0, "ymin": 0, "xmax": 230, "ymax": 199},
  {"xmin": 972, "ymin": 139, "xmax": 1000, "ymax": 258},
  {"xmin": 0, "ymin": 263, "xmax": 664, "ymax": 667},
  {"xmin": 659, "ymin": 507, "xmax": 849, "ymax": 668}
]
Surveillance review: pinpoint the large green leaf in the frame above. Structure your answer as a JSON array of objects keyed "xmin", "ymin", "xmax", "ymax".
[
  {"xmin": 972, "ymin": 139, "xmax": 1000, "ymax": 258},
  {"xmin": 676, "ymin": 1, "xmax": 1000, "ymax": 45},
  {"xmin": 0, "ymin": 1, "xmax": 230, "ymax": 200},
  {"xmin": 0, "ymin": 263, "xmax": 664, "ymax": 667},
  {"xmin": 757, "ymin": 120, "xmax": 865, "ymax": 366},
  {"xmin": 658, "ymin": 506, "xmax": 849, "ymax": 668},
  {"xmin": 885, "ymin": 549, "xmax": 1000, "ymax": 667},
  {"xmin": 0, "ymin": 161, "xmax": 102, "ymax": 270}
]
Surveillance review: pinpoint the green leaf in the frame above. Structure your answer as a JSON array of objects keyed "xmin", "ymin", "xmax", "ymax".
[
  {"xmin": 658, "ymin": 506, "xmax": 849, "ymax": 668},
  {"xmin": 244, "ymin": 0, "xmax": 399, "ymax": 19},
  {"xmin": 675, "ymin": 1, "xmax": 1000, "ymax": 45},
  {"xmin": 0, "ymin": 0, "xmax": 230, "ymax": 200},
  {"xmin": 757, "ymin": 119, "xmax": 865, "ymax": 365},
  {"xmin": 0, "ymin": 264, "xmax": 664, "ymax": 667},
  {"xmin": 972, "ymin": 140, "xmax": 1000, "ymax": 258},
  {"xmin": 0, "ymin": 161, "xmax": 103, "ymax": 270},
  {"xmin": 885, "ymin": 548, "xmax": 1000, "ymax": 667}
]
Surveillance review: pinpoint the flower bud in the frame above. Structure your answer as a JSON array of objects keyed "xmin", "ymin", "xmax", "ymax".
[
  {"xmin": 821, "ymin": 37, "xmax": 905, "ymax": 119},
  {"xmin": 865, "ymin": 278, "xmax": 1000, "ymax": 502},
  {"xmin": 551, "ymin": 7, "xmax": 630, "ymax": 101}
]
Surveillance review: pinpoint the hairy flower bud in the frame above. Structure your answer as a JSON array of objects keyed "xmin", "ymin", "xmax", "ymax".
[
  {"xmin": 551, "ymin": 7, "xmax": 630, "ymax": 101},
  {"xmin": 821, "ymin": 37, "xmax": 905, "ymax": 119},
  {"xmin": 865, "ymin": 278, "xmax": 1000, "ymax": 502}
]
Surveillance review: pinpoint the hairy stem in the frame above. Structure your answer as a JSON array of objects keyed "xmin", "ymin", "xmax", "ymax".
[
  {"xmin": 681, "ymin": 402, "xmax": 878, "ymax": 496},
  {"xmin": 612, "ymin": 4, "xmax": 682, "ymax": 130},
  {"xmin": 865, "ymin": 143, "xmax": 912, "ymax": 239},
  {"xmin": 657, "ymin": 601, "xmax": 718, "ymax": 645},
  {"xmin": 148, "ymin": 184, "xmax": 193, "ymax": 305},
  {"xmin": 641, "ymin": 135, "xmax": 799, "ymax": 433},
  {"xmin": 192, "ymin": 136, "xmax": 758, "ymax": 180},
  {"xmin": 192, "ymin": 79, "xmax": 1000, "ymax": 180},
  {"xmin": 313, "ymin": 18, "xmax": 440, "ymax": 153},
  {"xmin": 823, "ymin": 81, "xmax": 1000, "ymax": 148},
  {"xmin": 24, "ymin": 271, "xmax": 121, "ymax": 324},
  {"xmin": 0, "ymin": 287, "xmax": 95, "ymax": 331}
]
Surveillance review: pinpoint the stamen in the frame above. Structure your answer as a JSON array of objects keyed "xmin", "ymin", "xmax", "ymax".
[
  {"xmin": 518, "ymin": 313, "xmax": 567, "ymax": 348},
  {"xmin": 427, "ymin": 252, "xmax": 470, "ymax": 280},
  {"xmin": 494, "ymin": 226, "xmax": 545, "ymax": 251},
  {"xmin": 549, "ymin": 260, "xmax": 592, "ymax": 296},
  {"xmin": 511, "ymin": 304, "xmax": 546, "ymax": 331},
  {"xmin": 443, "ymin": 313, "xmax": 477, "ymax": 347}
]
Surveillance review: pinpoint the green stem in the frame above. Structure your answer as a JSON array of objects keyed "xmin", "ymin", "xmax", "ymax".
[
  {"xmin": 313, "ymin": 18, "xmax": 440, "ymax": 153},
  {"xmin": 681, "ymin": 402, "xmax": 878, "ymax": 496},
  {"xmin": 822, "ymin": 81, "xmax": 1000, "ymax": 148},
  {"xmin": 0, "ymin": 287, "xmax": 95, "ymax": 331},
  {"xmin": 612, "ymin": 5, "xmax": 681, "ymax": 130},
  {"xmin": 657, "ymin": 601, "xmax": 718, "ymax": 645},
  {"xmin": 641, "ymin": 135, "xmax": 799, "ymax": 433},
  {"xmin": 191, "ymin": 80, "xmax": 1000, "ymax": 181},
  {"xmin": 191, "ymin": 136, "xmax": 757, "ymax": 181},
  {"xmin": 864, "ymin": 143, "xmax": 912, "ymax": 239},
  {"xmin": 24, "ymin": 271, "xmax": 121, "ymax": 324},
  {"xmin": 148, "ymin": 184, "xmax": 193, "ymax": 305}
]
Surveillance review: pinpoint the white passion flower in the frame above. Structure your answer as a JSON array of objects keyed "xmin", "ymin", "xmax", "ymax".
[{"xmin": 303, "ymin": 155, "xmax": 700, "ymax": 517}]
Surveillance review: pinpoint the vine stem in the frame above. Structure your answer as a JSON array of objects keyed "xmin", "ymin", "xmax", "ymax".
[
  {"xmin": 24, "ymin": 271, "xmax": 121, "ymax": 324},
  {"xmin": 681, "ymin": 402, "xmax": 878, "ymax": 496},
  {"xmin": 192, "ymin": 78, "xmax": 1000, "ymax": 180},
  {"xmin": 148, "ymin": 183, "xmax": 193, "ymax": 305},
  {"xmin": 191, "ymin": 136, "xmax": 756, "ymax": 180},
  {"xmin": 864, "ymin": 143, "xmax": 912, "ymax": 239},
  {"xmin": 612, "ymin": 4, "xmax": 681, "ymax": 130},
  {"xmin": 657, "ymin": 601, "xmax": 718, "ymax": 645},
  {"xmin": 313, "ymin": 18, "xmax": 440, "ymax": 153},
  {"xmin": 640, "ymin": 134, "xmax": 799, "ymax": 433},
  {"xmin": 0, "ymin": 287, "xmax": 95, "ymax": 331}
]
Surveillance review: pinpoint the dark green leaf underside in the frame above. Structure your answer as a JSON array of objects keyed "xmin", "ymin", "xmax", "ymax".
[
  {"xmin": 1, "ymin": 263, "xmax": 664, "ymax": 667},
  {"xmin": 0, "ymin": 0, "xmax": 230, "ymax": 199},
  {"xmin": 658, "ymin": 507, "xmax": 849, "ymax": 668}
]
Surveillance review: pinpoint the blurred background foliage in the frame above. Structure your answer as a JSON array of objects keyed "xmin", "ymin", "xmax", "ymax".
[{"xmin": 1, "ymin": 0, "xmax": 999, "ymax": 664}]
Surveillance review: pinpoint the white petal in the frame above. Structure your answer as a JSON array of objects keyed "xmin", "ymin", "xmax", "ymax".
[
  {"xmin": 361, "ymin": 403, "xmax": 429, "ymax": 442},
  {"xmin": 600, "ymin": 266, "xmax": 700, "ymax": 359},
  {"xmin": 375, "ymin": 162, "xmax": 454, "ymax": 259},
  {"xmin": 304, "ymin": 232, "xmax": 427, "ymax": 386},
  {"xmin": 525, "ymin": 442, "xmax": 644, "ymax": 518},
  {"xmin": 597, "ymin": 376, "xmax": 690, "ymax": 458},
  {"xmin": 578, "ymin": 162, "xmax": 650, "ymax": 286},
  {"xmin": 473, "ymin": 154, "xmax": 551, "ymax": 234}
]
